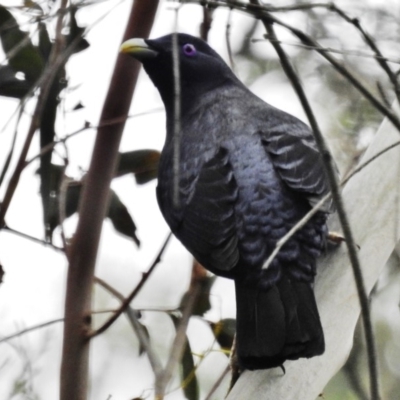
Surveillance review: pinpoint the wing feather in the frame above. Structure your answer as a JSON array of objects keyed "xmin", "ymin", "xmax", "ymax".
[
  {"xmin": 176, "ymin": 147, "xmax": 239, "ymax": 272},
  {"xmin": 261, "ymin": 124, "xmax": 334, "ymax": 212}
]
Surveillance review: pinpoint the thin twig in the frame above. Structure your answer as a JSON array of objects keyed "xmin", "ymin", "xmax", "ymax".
[
  {"xmin": 225, "ymin": 9, "xmax": 235, "ymax": 71},
  {"xmin": 328, "ymin": 3, "xmax": 400, "ymax": 105},
  {"xmin": 179, "ymin": 0, "xmax": 336, "ymax": 13},
  {"xmin": 88, "ymin": 233, "xmax": 172, "ymax": 339},
  {"xmin": 155, "ymin": 283, "xmax": 200, "ymax": 399},
  {"xmin": 0, "ymin": 318, "xmax": 64, "ymax": 344},
  {"xmin": 25, "ymin": 108, "xmax": 163, "ymax": 166},
  {"xmin": 95, "ymin": 277, "xmax": 163, "ymax": 376},
  {"xmin": 261, "ymin": 137, "xmax": 400, "ymax": 269},
  {"xmin": 0, "ymin": 27, "xmax": 38, "ymax": 66},
  {"xmin": 265, "ymin": 15, "xmax": 400, "ymax": 132},
  {"xmin": 178, "ymin": 0, "xmax": 400, "ymax": 132},
  {"xmin": 262, "ymin": 194, "xmax": 331, "ymax": 270},
  {"xmin": 0, "ymin": 309, "xmax": 119, "ymax": 345},
  {"xmin": 204, "ymin": 364, "xmax": 230, "ymax": 400},
  {"xmin": 1, "ymin": 225, "xmax": 64, "ymax": 252},
  {"xmin": 200, "ymin": 7, "xmax": 213, "ymax": 41},
  {"xmin": 172, "ymin": 8, "xmax": 182, "ymax": 209},
  {"xmin": 262, "ymin": 18, "xmax": 380, "ymax": 400},
  {"xmin": 252, "ymin": 37, "xmax": 400, "ymax": 65},
  {"xmin": 342, "ymin": 140, "xmax": 400, "ymax": 186}
]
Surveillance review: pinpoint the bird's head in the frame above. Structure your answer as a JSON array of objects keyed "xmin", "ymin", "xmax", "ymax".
[{"xmin": 120, "ymin": 33, "xmax": 238, "ymax": 113}]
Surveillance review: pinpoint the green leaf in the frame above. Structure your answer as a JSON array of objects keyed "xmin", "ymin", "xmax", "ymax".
[
  {"xmin": 0, "ymin": 6, "xmax": 44, "ymax": 82},
  {"xmin": 40, "ymin": 165, "xmax": 140, "ymax": 246},
  {"xmin": 38, "ymin": 21, "xmax": 51, "ymax": 61},
  {"xmin": 0, "ymin": 65, "xmax": 31, "ymax": 98},
  {"xmin": 66, "ymin": 6, "xmax": 89, "ymax": 54},
  {"xmin": 180, "ymin": 276, "xmax": 216, "ymax": 317},
  {"xmin": 108, "ymin": 190, "xmax": 140, "ymax": 246},
  {"xmin": 170, "ymin": 315, "xmax": 199, "ymax": 400},
  {"xmin": 209, "ymin": 318, "xmax": 236, "ymax": 354},
  {"xmin": 116, "ymin": 149, "xmax": 160, "ymax": 184},
  {"xmin": 137, "ymin": 320, "xmax": 149, "ymax": 356}
]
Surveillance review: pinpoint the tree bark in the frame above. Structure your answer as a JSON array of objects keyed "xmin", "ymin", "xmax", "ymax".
[{"xmin": 59, "ymin": 2, "xmax": 159, "ymax": 399}]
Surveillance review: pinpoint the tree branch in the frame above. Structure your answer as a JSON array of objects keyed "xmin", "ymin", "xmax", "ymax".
[
  {"xmin": 261, "ymin": 18, "xmax": 380, "ymax": 400},
  {"xmin": 88, "ymin": 233, "xmax": 172, "ymax": 338},
  {"xmin": 227, "ymin": 101, "xmax": 400, "ymax": 400},
  {"xmin": 95, "ymin": 277, "xmax": 163, "ymax": 377},
  {"xmin": 59, "ymin": 2, "xmax": 160, "ymax": 399}
]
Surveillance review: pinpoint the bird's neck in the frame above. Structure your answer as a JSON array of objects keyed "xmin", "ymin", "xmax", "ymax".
[{"xmin": 162, "ymin": 76, "xmax": 242, "ymax": 124}]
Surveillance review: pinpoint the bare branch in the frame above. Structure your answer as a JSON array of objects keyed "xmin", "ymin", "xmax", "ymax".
[
  {"xmin": 262, "ymin": 194, "xmax": 331, "ymax": 271},
  {"xmin": 261, "ymin": 19, "xmax": 380, "ymax": 400},
  {"xmin": 0, "ymin": 318, "xmax": 64, "ymax": 344},
  {"xmin": 1, "ymin": 225, "xmax": 64, "ymax": 252},
  {"xmin": 200, "ymin": 7, "xmax": 214, "ymax": 41},
  {"xmin": 88, "ymin": 233, "xmax": 172, "ymax": 339},
  {"xmin": 60, "ymin": 2, "xmax": 160, "ymax": 399},
  {"xmin": 95, "ymin": 277, "xmax": 163, "ymax": 377},
  {"xmin": 155, "ymin": 281, "xmax": 200, "ymax": 398},
  {"xmin": 172, "ymin": 8, "xmax": 182, "ymax": 209}
]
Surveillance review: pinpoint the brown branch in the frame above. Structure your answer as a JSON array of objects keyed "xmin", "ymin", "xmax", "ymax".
[
  {"xmin": 88, "ymin": 233, "xmax": 172, "ymax": 339},
  {"xmin": 59, "ymin": 2, "xmax": 160, "ymax": 399},
  {"xmin": 200, "ymin": 7, "xmax": 214, "ymax": 41},
  {"xmin": 172, "ymin": 10, "xmax": 182, "ymax": 209},
  {"xmin": 1, "ymin": 225, "xmax": 64, "ymax": 252}
]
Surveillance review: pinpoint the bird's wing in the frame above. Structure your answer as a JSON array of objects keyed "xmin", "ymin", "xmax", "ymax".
[
  {"xmin": 261, "ymin": 122, "xmax": 334, "ymax": 212},
  {"xmin": 177, "ymin": 147, "xmax": 240, "ymax": 273}
]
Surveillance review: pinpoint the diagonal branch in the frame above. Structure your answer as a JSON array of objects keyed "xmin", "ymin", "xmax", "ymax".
[
  {"xmin": 262, "ymin": 19, "xmax": 380, "ymax": 400},
  {"xmin": 95, "ymin": 277, "xmax": 163, "ymax": 377},
  {"xmin": 88, "ymin": 233, "xmax": 172, "ymax": 338}
]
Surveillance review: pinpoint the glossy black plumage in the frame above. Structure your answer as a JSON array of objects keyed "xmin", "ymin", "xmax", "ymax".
[{"xmin": 121, "ymin": 33, "xmax": 333, "ymax": 370}]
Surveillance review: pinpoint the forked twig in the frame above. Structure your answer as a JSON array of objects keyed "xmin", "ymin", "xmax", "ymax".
[{"xmin": 88, "ymin": 233, "xmax": 172, "ymax": 338}]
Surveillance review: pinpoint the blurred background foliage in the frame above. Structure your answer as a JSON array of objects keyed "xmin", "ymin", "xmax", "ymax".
[{"xmin": 1, "ymin": 1, "xmax": 400, "ymax": 399}]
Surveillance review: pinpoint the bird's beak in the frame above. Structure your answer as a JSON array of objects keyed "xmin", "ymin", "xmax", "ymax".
[{"xmin": 120, "ymin": 38, "xmax": 158, "ymax": 60}]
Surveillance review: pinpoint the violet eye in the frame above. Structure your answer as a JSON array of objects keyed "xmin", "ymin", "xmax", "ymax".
[{"xmin": 182, "ymin": 43, "xmax": 197, "ymax": 57}]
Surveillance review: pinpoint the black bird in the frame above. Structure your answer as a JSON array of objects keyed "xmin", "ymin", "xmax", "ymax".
[{"xmin": 120, "ymin": 33, "xmax": 333, "ymax": 370}]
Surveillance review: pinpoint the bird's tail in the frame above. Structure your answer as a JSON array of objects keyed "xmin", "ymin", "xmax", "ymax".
[{"xmin": 234, "ymin": 275, "xmax": 324, "ymax": 370}]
